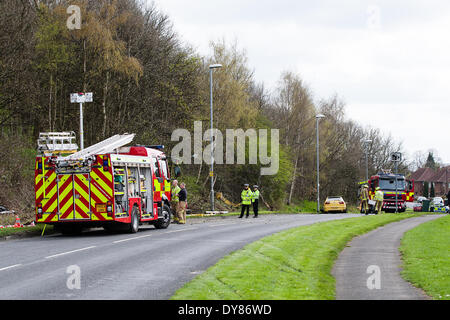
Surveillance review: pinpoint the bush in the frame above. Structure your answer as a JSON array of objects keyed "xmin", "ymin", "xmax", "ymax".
[{"xmin": 0, "ymin": 134, "xmax": 36, "ymax": 223}]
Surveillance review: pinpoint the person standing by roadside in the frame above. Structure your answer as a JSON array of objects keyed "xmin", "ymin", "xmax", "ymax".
[
  {"xmin": 239, "ymin": 184, "xmax": 253, "ymax": 218},
  {"xmin": 252, "ymin": 185, "xmax": 260, "ymax": 218},
  {"xmin": 171, "ymin": 180, "xmax": 181, "ymax": 223},
  {"xmin": 361, "ymin": 184, "xmax": 370, "ymax": 215},
  {"xmin": 177, "ymin": 182, "xmax": 187, "ymax": 224},
  {"xmin": 374, "ymin": 187, "xmax": 384, "ymax": 214}
]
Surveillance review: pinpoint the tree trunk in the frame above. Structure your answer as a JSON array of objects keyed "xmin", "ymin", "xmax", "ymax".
[
  {"xmin": 288, "ymin": 156, "xmax": 299, "ymax": 205},
  {"xmin": 102, "ymin": 71, "xmax": 110, "ymax": 139},
  {"xmin": 48, "ymin": 73, "xmax": 53, "ymax": 131},
  {"xmin": 53, "ymin": 78, "xmax": 57, "ymax": 131},
  {"xmin": 83, "ymin": 39, "xmax": 87, "ymax": 92},
  {"xmin": 196, "ymin": 162, "xmax": 203, "ymax": 184},
  {"xmin": 288, "ymin": 132, "xmax": 302, "ymax": 205}
]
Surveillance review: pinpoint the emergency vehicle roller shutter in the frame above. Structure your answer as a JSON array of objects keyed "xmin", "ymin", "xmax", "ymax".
[
  {"xmin": 57, "ymin": 174, "xmax": 91, "ymax": 220},
  {"xmin": 35, "ymin": 157, "xmax": 58, "ymax": 223},
  {"xmin": 164, "ymin": 180, "xmax": 171, "ymax": 199},
  {"xmin": 154, "ymin": 179, "xmax": 162, "ymax": 201},
  {"xmin": 73, "ymin": 174, "xmax": 91, "ymax": 220},
  {"xmin": 406, "ymin": 192, "xmax": 414, "ymax": 201},
  {"xmin": 89, "ymin": 157, "xmax": 114, "ymax": 221},
  {"xmin": 58, "ymin": 174, "xmax": 75, "ymax": 220}
]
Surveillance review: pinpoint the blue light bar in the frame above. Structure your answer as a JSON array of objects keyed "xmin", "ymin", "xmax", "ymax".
[{"xmin": 147, "ymin": 145, "xmax": 164, "ymax": 150}]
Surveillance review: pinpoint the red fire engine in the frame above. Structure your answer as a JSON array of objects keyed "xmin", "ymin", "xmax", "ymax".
[
  {"xmin": 35, "ymin": 134, "xmax": 172, "ymax": 234},
  {"xmin": 359, "ymin": 170, "xmax": 415, "ymax": 213}
]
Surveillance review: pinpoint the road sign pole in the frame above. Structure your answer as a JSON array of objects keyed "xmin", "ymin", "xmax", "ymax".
[
  {"xmin": 395, "ymin": 161, "xmax": 398, "ymax": 213},
  {"xmin": 71, "ymin": 92, "xmax": 92, "ymax": 151},
  {"xmin": 390, "ymin": 152, "xmax": 402, "ymax": 213},
  {"xmin": 210, "ymin": 68, "xmax": 214, "ymax": 212},
  {"xmin": 79, "ymin": 102, "xmax": 84, "ymax": 150}
]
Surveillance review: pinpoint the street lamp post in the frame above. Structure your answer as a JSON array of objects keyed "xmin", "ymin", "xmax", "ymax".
[
  {"xmin": 391, "ymin": 152, "xmax": 402, "ymax": 213},
  {"xmin": 209, "ymin": 64, "xmax": 222, "ymax": 212},
  {"xmin": 316, "ymin": 114, "xmax": 325, "ymax": 213},
  {"xmin": 364, "ymin": 139, "xmax": 372, "ymax": 182}
]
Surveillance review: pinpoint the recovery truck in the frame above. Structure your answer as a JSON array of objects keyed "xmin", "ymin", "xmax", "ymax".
[
  {"xmin": 359, "ymin": 169, "xmax": 414, "ymax": 213},
  {"xmin": 35, "ymin": 133, "xmax": 172, "ymax": 234}
]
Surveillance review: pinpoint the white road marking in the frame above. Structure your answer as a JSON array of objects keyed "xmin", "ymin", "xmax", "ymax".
[
  {"xmin": 208, "ymin": 223, "xmax": 235, "ymax": 227},
  {"xmin": 45, "ymin": 246, "xmax": 96, "ymax": 259},
  {"xmin": 0, "ymin": 264, "xmax": 22, "ymax": 272},
  {"xmin": 112, "ymin": 227, "xmax": 199, "ymax": 243},
  {"xmin": 163, "ymin": 227, "xmax": 197, "ymax": 234},
  {"xmin": 113, "ymin": 234, "xmax": 153, "ymax": 244}
]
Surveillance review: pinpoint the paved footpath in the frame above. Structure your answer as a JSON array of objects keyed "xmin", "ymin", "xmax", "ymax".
[{"xmin": 333, "ymin": 215, "xmax": 445, "ymax": 300}]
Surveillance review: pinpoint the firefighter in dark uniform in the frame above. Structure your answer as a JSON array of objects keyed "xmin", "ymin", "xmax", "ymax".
[{"xmin": 252, "ymin": 185, "xmax": 260, "ymax": 218}]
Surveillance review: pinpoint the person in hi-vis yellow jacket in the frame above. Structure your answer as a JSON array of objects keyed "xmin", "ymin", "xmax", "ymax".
[
  {"xmin": 239, "ymin": 184, "xmax": 253, "ymax": 218},
  {"xmin": 251, "ymin": 185, "xmax": 260, "ymax": 218},
  {"xmin": 374, "ymin": 187, "xmax": 384, "ymax": 214}
]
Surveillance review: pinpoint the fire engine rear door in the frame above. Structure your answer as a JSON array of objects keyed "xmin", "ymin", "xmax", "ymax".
[
  {"xmin": 73, "ymin": 174, "xmax": 91, "ymax": 220},
  {"xmin": 57, "ymin": 173, "xmax": 91, "ymax": 220},
  {"xmin": 57, "ymin": 174, "xmax": 75, "ymax": 220}
]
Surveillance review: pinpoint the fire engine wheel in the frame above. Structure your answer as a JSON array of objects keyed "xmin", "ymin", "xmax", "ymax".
[
  {"xmin": 154, "ymin": 204, "xmax": 171, "ymax": 229},
  {"xmin": 128, "ymin": 207, "xmax": 140, "ymax": 233}
]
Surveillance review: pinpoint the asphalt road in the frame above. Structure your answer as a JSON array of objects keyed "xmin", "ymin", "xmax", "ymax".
[
  {"xmin": 0, "ymin": 213, "xmax": 358, "ymax": 300},
  {"xmin": 333, "ymin": 215, "xmax": 445, "ymax": 300}
]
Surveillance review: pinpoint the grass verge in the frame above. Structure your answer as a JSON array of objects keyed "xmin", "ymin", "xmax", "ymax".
[
  {"xmin": 172, "ymin": 213, "xmax": 420, "ymax": 300},
  {"xmin": 400, "ymin": 215, "xmax": 450, "ymax": 300},
  {"xmin": 0, "ymin": 224, "xmax": 53, "ymax": 239}
]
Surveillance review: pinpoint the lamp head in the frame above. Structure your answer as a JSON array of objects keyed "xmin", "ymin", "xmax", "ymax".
[{"xmin": 209, "ymin": 64, "xmax": 222, "ymax": 69}]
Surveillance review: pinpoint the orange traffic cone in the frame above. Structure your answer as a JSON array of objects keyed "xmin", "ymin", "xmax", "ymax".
[{"xmin": 13, "ymin": 215, "xmax": 23, "ymax": 228}]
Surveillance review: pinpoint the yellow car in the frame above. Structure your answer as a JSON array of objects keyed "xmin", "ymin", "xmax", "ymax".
[{"xmin": 323, "ymin": 196, "xmax": 347, "ymax": 213}]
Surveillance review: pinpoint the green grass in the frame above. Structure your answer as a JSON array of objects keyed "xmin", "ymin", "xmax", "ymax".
[
  {"xmin": 0, "ymin": 224, "xmax": 53, "ymax": 238},
  {"xmin": 282, "ymin": 200, "xmax": 317, "ymax": 213},
  {"xmin": 172, "ymin": 213, "xmax": 419, "ymax": 300},
  {"xmin": 400, "ymin": 215, "xmax": 450, "ymax": 300}
]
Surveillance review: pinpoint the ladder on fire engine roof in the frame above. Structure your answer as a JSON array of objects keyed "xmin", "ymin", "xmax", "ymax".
[
  {"xmin": 63, "ymin": 133, "xmax": 135, "ymax": 161},
  {"xmin": 37, "ymin": 132, "xmax": 78, "ymax": 156}
]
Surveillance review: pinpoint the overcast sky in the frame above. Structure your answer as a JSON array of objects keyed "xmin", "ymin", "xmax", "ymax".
[{"xmin": 151, "ymin": 0, "xmax": 450, "ymax": 165}]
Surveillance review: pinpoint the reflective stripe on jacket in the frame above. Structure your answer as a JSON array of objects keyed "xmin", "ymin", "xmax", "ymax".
[
  {"xmin": 361, "ymin": 189, "xmax": 369, "ymax": 201},
  {"xmin": 375, "ymin": 190, "xmax": 384, "ymax": 201},
  {"xmin": 251, "ymin": 190, "xmax": 260, "ymax": 202},
  {"xmin": 172, "ymin": 186, "xmax": 181, "ymax": 201},
  {"xmin": 241, "ymin": 189, "xmax": 253, "ymax": 205}
]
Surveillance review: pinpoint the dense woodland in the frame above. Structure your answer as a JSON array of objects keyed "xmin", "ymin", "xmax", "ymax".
[{"xmin": 1, "ymin": 0, "xmax": 411, "ymax": 218}]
